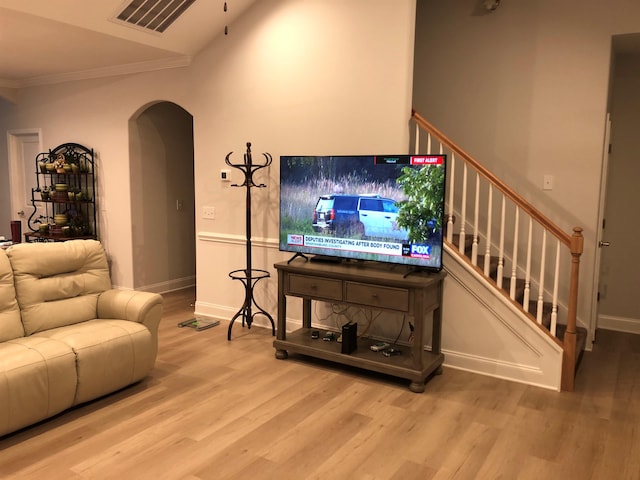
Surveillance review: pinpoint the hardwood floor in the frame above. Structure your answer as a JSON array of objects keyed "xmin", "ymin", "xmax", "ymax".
[{"xmin": 1, "ymin": 287, "xmax": 639, "ymax": 479}]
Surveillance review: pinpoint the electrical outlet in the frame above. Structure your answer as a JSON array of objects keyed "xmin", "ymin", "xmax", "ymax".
[{"xmin": 202, "ymin": 206, "xmax": 215, "ymax": 219}]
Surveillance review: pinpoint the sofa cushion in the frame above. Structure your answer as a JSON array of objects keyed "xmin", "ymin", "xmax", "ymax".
[
  {"xmin": 0, "ymin": 249, "xmax": 24, "ymax": 342},
  {"xmin": 0, "ymin": 336, "xmax": 77, "ymax": 437},
  {"xmin": 34, "ymin": 319, "xmax": 155, "ymax": 405},
  {"xmin": 7, "ymin": 240, "xmax": 111, "ymax": 336}
]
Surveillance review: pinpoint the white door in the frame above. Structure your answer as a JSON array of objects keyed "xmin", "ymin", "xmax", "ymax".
[
  {"xmin": 590, "ymin": 114, "xmax": 611, "ymax": 343},
  {"xmin": 7, "ymin": 130, "xmax": 42, "ymax": 240}
]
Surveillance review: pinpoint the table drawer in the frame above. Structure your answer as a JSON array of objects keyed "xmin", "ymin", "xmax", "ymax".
[
  {"xmin": 287, "ymin": 274, "xmax": 343, "ymax": 301},
  {"xmin": 345, "ymin": 282, "xmax": 409, "ymax": 311}
]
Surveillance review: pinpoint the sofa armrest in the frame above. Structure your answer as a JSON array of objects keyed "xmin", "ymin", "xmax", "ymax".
[
  {"xmin": 97, "ymin": 289, "xmax": 163, "ymax": 342},
  {"xmin": 97, "ymin": 289, "xmax": 163, "ymax": 362},
  {"xmin": 97, "ymin": 289, "xmax": 163, "ymax": 326}
]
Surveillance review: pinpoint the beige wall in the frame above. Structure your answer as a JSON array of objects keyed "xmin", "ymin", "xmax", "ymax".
[
  {"xmin": 189, "ymin": 0, "xmax": 417, "ymax": 320},
  {"xmin": 413, "ymin": 0, "xmax": 640, "ymax": 334},
  {"xmin": 0, "ymin": 69, "xmax": 193, "ymax": 287},
  {"xmin": 0, "ymin": 0, "xmax": 417, "ymax": 316}
]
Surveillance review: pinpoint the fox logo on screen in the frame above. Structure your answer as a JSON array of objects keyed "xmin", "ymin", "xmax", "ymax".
[{"xmin": 409, "ymin": 244, "xmax": 431, "ymax": 259}]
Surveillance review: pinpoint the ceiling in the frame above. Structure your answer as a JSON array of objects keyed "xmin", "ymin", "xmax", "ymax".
[
  {"xmin": 2, "ymin": 1, "xmax": 639, "ymax": 91},
  {"xmin": 0, "ymin": 0, "xmax": 256, "ymax": 88}
]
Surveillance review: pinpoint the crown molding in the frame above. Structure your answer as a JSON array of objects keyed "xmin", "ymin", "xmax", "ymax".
[{"xmin": 2, "ymin": 55, "xmax": 191, "ymax": 89}]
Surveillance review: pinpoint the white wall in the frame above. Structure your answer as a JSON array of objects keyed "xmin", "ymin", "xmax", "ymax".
[
  {"xmin": 0, "ymin": 0, "xmax": 417, "ymax": 320},
  {"xmin": 413, "ymin": 0, "xmax": 640, "ymax": 336},
  {"xmin": 188, "ymin": 0, "xmax": 417, "ymax": 323}
]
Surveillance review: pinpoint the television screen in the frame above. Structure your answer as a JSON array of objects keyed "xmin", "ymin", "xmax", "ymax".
[{"xmin": 279, "ymin": 154, "xmax": 447, "ymax": 271}]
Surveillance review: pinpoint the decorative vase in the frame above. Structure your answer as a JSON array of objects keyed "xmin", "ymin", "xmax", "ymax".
[{"xmin": 54, "ymin": 214, "xmax": 68, "ymax": 226}]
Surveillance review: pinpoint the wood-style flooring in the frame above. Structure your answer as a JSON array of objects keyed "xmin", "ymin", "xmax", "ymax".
[{"xmin": 1, "ymin": 287, "xmax": 639, "ymax": 479}]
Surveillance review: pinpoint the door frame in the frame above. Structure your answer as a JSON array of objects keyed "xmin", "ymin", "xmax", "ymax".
[
  {"xmin": 589, "ymin": 113, "xmax": 611, "ymax": 344},
  {"xmin": 7, "ymin": 129, "xmax": 42, "ymax": 236}
]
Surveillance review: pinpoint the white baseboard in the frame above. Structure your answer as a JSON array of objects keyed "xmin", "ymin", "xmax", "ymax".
[
  {"xmin": 138, "ymin": 276, "xmax": 195, "ymax": 294},
  {"xmin": 442, "ymin": 349, "xmax": 559, "ymax": 391},
  {"xmin": 598, "ymin": 314, "xmax": 640, "ymax": 334},
  {"xmin": 194, "ymin": 300, "xmax": 277, "ymax": 331}
]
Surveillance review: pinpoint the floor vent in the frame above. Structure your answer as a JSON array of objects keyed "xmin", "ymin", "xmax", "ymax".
[{"xmin": 115, "ymin": 0, "xmax": 197, "ymax": 33}]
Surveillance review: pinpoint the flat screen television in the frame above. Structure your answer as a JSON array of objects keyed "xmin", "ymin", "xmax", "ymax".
[{"xmin": 279, "ymin": 154, "xmax": 447, "ymax": 271}]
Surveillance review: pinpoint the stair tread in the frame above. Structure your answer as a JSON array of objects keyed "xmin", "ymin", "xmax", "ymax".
[{"xmin": 449, "ymin": 233, "xmax": 474, "ymax": 254}]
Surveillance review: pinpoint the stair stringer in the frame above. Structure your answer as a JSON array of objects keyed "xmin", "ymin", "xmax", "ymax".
[{"xmin": 441, "ymin": 245, "xmax": 564, "ymax": 391}]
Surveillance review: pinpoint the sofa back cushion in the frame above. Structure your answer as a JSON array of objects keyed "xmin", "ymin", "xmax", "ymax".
[
  {"xmin": 7, "ymin": 240, "xmax": 112, "ymax": 335},
  {"xmin": 0, "ymin": 249, "xmax": 24, "ymax": 341}
]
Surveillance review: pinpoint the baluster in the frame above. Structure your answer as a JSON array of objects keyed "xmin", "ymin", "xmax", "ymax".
[
  {"xmin": 415, "ymin": 123, "xmax": 421, "ymax": 155},
  {"xmin": 523, "ymin": 218, "xmax": 532, "ymax": 312},
  {"xmin": 459, "ymin": 162, "xmax": 468, "ymax": 254},
  {"xmin": 497, "ymin": 196, "xmax": 505, "ymax": 289},
  {"xmin": 537, "ymin": 230, "xmax": 547, "ymax": 324},
  {"xmin": 472, "ymin": 173, "xmax": 480, "ymax": 265},
  {"xmin": 427, "ymin": 132, "xmax": 431, "ymax": 154},
  {"xmin": 484, "ymin": 186, "xmax": 493, "ymax": 277},
  {"xmin": 550, "ymin": 240, "xmax": 560, "ymax": 336},
  {"xmin": 447, "ymin": 152, "xmax": 455, "ymax": 243},
  {"xmin": 509, "ymin": 207, "xmax": 519, "ymax": 300}
]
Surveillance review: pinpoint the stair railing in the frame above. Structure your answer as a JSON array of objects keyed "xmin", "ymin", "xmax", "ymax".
[{"xmin": 411, "ymin": 109, "xmax": 583, "ymax": 391}]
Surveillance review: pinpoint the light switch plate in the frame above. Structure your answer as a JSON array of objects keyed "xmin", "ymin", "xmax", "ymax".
[{"xmin": 202, "ymin": 206, "xmax": 215, "ymax": 219}]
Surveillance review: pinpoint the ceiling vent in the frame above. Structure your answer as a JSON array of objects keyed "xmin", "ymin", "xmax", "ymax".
[{"xmin": 114, "ymin": 0, "xmax": 197, "ymax": 33}]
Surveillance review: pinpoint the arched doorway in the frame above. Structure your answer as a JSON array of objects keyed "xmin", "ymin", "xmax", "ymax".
[{"xmin": 129, "ymin": 101, "xmax": 195, "ymax": 293}]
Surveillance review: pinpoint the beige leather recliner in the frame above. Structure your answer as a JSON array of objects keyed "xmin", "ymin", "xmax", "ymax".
[{"xmin": 0, "ymin": 239, "xmax": 163, "ymax": 437}]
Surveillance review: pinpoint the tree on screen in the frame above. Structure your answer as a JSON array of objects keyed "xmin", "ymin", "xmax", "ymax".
[{"xmin": 395, "ymin": 165, "xmax": 444, "ymax": 242}]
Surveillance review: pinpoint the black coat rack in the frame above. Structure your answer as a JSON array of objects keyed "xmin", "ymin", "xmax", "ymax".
[{"xmin": 225, "ymin": 142, "xmax": 275, "ymax": 340}]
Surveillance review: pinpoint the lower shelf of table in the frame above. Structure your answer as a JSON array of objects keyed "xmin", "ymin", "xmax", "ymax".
[{"xmin": 273, "ymin": 327, "xmax": 443, "ymax": 392}]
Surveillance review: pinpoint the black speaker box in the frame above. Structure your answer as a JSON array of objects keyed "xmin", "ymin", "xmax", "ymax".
[{"xmin": 341, "ymin": 321, "xmax": 357, "ymax": 354}]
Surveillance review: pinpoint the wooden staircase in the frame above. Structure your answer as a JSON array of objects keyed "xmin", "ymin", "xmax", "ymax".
[
  {"xmin": 449, "ymin": 231, "xmax": 588, "ymax": 371},
  {"xmin": 411, "ymin": 109, "xmax": 585, "ymax": 391}
]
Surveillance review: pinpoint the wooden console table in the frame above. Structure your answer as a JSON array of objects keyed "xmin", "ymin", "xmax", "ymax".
[{"xmin": 273, "ymin": 259, "xmax": 446, "ymax": 393}]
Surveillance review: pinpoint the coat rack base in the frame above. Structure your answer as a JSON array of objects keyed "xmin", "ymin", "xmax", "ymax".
[{"xmin": 227, "ymin": 268, "xmax": 275, "ymax": 340}]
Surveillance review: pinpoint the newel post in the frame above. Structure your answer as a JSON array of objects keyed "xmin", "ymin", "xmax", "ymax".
[{"xmin": 561, "ymin": 227, "xmax": 583, "ymax": 391}]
